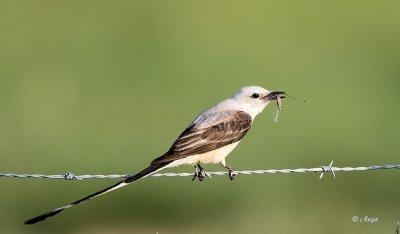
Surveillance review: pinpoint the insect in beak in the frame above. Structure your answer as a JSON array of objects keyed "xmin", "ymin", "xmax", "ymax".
[
  {"xmin": 265, "ymin": 90, "xmax": 303, "ymax": 123},
  {"xmin": 264, "ymin": 91, "xmax": 287, "ymax": 101},
  {"xmin": 264, "ymin": 91, "xmax": 286, "ymax": 110},
  {"xmin": 265, "ymin": 91, "xmax": 300, "ymax": 123}
]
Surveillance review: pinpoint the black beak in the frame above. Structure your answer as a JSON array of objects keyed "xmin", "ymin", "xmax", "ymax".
[{"xmin": 264, "ymin": 91, "xmax": 286, "ymax": 101}]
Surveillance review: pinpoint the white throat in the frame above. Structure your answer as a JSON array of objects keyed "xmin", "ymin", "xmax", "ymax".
[{"xmin": 231, "ymin": 99, "xmax": 270, "ymax": 120}]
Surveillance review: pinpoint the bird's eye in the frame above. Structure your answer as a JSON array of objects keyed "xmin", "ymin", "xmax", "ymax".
[{"xmin": 251, "ymin": 93, "xmax": 259, "ymax": 99}]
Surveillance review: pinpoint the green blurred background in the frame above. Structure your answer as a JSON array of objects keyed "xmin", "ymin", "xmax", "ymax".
[{"xmin": 1, "ymin": 1, "xmax": 399, "ymax": 233}]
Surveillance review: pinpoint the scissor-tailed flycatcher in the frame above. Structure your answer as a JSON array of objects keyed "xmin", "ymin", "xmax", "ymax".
[{"xmin": 24, "ymin": 86, "xmax": 286, "ymax": 224}]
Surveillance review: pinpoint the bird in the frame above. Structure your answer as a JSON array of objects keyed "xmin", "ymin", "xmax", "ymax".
[{"xmin": 24, "ymin": 86, "xmax": 286, "ymax": 224}]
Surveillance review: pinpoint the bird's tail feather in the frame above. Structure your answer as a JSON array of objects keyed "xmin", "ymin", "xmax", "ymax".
[{"xmin": 24, "ymin": 162, "xmax": 170, "ymax": 225}]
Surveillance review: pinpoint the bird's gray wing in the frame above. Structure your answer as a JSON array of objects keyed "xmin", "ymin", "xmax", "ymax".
[{"xmin": 151, "ymin": 110, "xmax": 252, "ymax": 165}]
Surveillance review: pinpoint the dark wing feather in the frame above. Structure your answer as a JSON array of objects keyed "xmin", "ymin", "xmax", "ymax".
[{"xmin": 151, "ymin": 110, "xmax": 252, "ymax": 165}]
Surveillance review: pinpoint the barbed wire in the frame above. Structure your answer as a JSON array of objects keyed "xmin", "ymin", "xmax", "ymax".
[{"xmin": 0, "ymin": 161, "xmax": 399, "ymax": 181}]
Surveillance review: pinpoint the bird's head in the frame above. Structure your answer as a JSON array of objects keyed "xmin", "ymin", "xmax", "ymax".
[{"xmin": 232, "ymin": 86, "xmax": 286, "ymax": 118}]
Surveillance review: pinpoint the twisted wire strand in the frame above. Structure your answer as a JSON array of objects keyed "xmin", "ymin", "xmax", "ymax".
[{"xmin": 1, "ymin": 162, "xmax": 399, "ymax": 180}]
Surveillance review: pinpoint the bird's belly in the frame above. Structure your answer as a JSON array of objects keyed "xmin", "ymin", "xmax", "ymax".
[
  {"xmin": 167, "ymin": 142, "xmax": 240, "ymax": 168},
  {"xmin": 197, "ymin": 142, "xmax": 239, "ymax": 164}
]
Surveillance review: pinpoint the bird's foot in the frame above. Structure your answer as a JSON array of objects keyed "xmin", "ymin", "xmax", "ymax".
[
  {"xmin": 192, "ymin": 164, "xmax": 212, "ymax": 182},
  {"xmin": 222, "ymin": 165, "xmax": 236, "ymax": 180},
  {"xmin": 228, "ymin": 168, "xmax": 237, "ymax": 180}
]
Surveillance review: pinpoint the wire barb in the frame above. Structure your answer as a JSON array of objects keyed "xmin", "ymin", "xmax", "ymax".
[
  {"xmin": 0, "ymin": 162, "xmax": 399, "ymax": 180},
  {"xmin": 319, "ymin": 160, "xmax": 335, "ymax": 179}
]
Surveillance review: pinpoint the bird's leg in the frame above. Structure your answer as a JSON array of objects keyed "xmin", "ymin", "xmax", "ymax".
[
  {"xmin": 221, "ymin": 161, "xmax": 236, "ymax": 180},
  {"xmin": 192, "ymin": 164, "xmax": 211, "ymax": 181}
]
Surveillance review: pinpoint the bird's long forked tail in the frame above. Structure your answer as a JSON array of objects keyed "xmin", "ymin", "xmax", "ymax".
[{"xmin": 24, "ymin": 162, "xmax": 171, "ymax": 225}]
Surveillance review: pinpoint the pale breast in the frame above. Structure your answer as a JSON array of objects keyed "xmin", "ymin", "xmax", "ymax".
[
  {"xmin": 165, "ymin": 142, "xmax": 240, "ymax": 168},
  {"xmin": 197, "ymin": 142, "xmax": 240, "ymax": 164}
]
